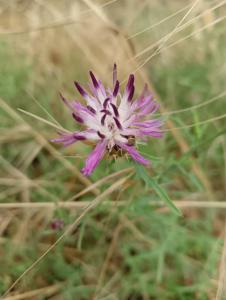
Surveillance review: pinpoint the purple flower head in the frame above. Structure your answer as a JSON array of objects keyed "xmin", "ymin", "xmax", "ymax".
[
  {"xmin": 50, "ymin": 219, "xmax": 65, "ymax": 230},
  {"xmin": 51, "ymin": 65, "xmax": 163, "ymax": 176}
]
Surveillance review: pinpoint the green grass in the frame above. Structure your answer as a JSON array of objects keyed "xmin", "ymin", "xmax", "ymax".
[{"xmin": 0, "ymin": 3, "xmax": 226, "ymax": 299}]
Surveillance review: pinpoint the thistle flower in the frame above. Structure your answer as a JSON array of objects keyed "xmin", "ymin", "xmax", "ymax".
[{"xmin": 51, "ymin": 64, "xmax": 163, "ymax": 176}]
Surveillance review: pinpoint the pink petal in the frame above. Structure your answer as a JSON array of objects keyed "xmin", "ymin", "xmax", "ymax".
[
  {"xmin": 51, "ymin": 130, "xmax": 98, "ymax": 147},
  {"xmin": 132, "ymin": 120, "xmax": 163, "ymax": 128},
  {"xmin": 140, "ymin": 130, "xmax": 163, "ymax": 138},
  {"xmin": 113, "ymin": 63, "xmax": 117, "ymax": 86},
  {"xmin": 81, "ymin": 140, "xmax": 107, "ymax": 176},
  {"xmin": 117, "ymin": 143, "xmax": 150, "ymax": 166},
  {"xmin": 50, "ymin": 132, "xmax": 85, "ymax": 147}
]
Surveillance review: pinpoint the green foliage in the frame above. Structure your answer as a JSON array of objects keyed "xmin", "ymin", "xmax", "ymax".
[{"xmin": 135, "ymin": 164, "xmax": 182, "ymax": 215}]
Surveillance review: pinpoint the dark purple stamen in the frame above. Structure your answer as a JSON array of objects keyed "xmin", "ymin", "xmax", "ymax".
[
  {"xmin": 89, "ymin": 71, "xmax": 99, "ymax": 88},
  {"xmin": 101, "ymin": 114, "xmax": 107, "ymax": 126},
  {"xmin": 113, "ymin": 63, "xmax": 117, "ymax": 86},
  {"xmin": 97, "ymin": 131, "xmax": 105, "ymax": 139},
  {"xmin": 100, "ymin": 109, "xmax": 111, "ymax": 115},
  {"xmin": 128, "ymin": 85, "xmax": 135, "ymax": 102},
  {"xmin": 126, "ymin": 74, "xmax": 134, "ymax": 92},
  {"xmin": 59, "ymin": 93, "xmax": 73, "ymax": 110},
  {"xmin": 73, "ymin": 134, "xmax": 86, "ymax": 141},
  {"xmin": 59, "ymin": 92, "xmax": 67, "ymax": 103},
  {"xmin": 113, "ymin": 117, "xmax": 122, "ymax": 130},
  {"xmin": 110, "ymin": 103, "xmax": 119, "ymax": 117},
  {"xmin": 87, "ymin": 105, "xmax": 96, "ymax": 114},
  {"xmin": 113, "ymin": 80, "xmax": 119, "ymax": 97},
  {"xmin": 103, "ymin": 97, "xmax": 110, "ymax": 108},
  {"xmin": 74, "ymin": 81, "xmax": 88, "ymax": 97},
  {"xmin": 72, "ymin": 113, "xmax": 83, "ymax": 123}
]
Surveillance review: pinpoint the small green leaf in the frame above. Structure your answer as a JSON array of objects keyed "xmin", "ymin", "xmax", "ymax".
[{"xmin": 135, "ymin": 164, "xmax": 182, "ymax": 216}]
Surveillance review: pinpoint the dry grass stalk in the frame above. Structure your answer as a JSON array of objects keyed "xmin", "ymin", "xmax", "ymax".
[
  {"xmin": 2, "ymin": 174, "xmax": 132, "ymax": 297},
  {"xmin": 215, "ymin": 222, "xmax": 226, "ymax": 300}
]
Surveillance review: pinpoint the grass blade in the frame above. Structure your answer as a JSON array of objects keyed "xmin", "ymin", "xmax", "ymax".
[{"xmin": 136, "ymin": 164, "xmax": 182, "ymax": 215}]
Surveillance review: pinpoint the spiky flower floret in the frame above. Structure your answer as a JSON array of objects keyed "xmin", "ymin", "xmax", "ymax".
[{"xmin": 51, "ymin": 64, "xmax": 163, "ymax": 176}]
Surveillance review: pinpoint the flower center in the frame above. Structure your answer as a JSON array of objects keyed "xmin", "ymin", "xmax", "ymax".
[{"xmin": 107, "ymin": 121, "xmax": 115, "ymax": 131}]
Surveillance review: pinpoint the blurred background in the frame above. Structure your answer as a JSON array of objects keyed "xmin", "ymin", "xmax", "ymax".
[{"xmin": 0, "ymin": 0, "xmax": 226, "ymax": 299}]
